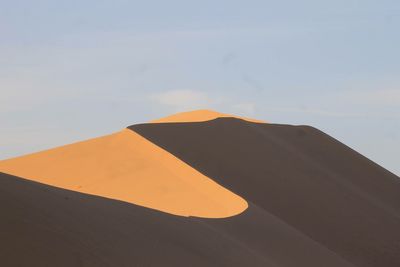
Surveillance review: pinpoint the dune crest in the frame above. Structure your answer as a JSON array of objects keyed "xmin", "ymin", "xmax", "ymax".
[
  {"xmin": 0, "ymin": 129, "xmax": 247, "ymax": 218},
  {"xmin": 151, "ymin": 109, "xmax": 265, "ymax": 123}
]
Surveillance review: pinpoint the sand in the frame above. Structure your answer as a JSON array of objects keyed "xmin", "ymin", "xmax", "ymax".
[
  {"xmin": 131, "ymin": 117, "xmax": 400, "ymax": 267},
  {"xmin": 151, "ymin": 109, "xmax": 265, "ymax": 123},
  {"xmin": 0, "ymin": 172, "xmax": 354, "ymax": 267},
  {"xmin": 0, "ymin": 129, "xmax": 247, "ymax": 218},
  {"xmin": 1, "ymin": 110, "xmax": 399, "ymax": 267}
]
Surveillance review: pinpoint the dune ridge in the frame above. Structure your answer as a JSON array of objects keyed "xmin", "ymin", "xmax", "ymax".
[{"xmin": 151, "ymin": 109, "xmax": 265, "ymax": 123}]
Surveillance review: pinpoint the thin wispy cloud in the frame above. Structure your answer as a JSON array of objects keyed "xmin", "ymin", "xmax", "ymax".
[
  {"xmin": 265, "ymin": 107, "xmax": 365, "ymax": 118},
  {"xmin": 345, "ymin": 89, "xmax": 400, "ymax": 106},
  {"xmin": 150, "ymin": 89, "xmax": 214, "ymax": 111},
  {"xmin": 232, "ymin": 102, "xmax": 257, "ymax": 115}
]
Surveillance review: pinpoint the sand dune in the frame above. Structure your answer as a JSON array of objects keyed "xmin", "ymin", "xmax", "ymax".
[
  {"xmin": 151, "ymin": 109, "xmax": 265, "ymax": 123},
  {"xmin": 0, "ymin": 129, "xmax": 247, "ymax": 218},
  {"xmin": 0, "ymin": 172, "xmax": 354, "ymax": 267},
  {"xmin": 1, "ymin": 110, "xmax": 399, "ymax": 267},
  {"xmin": 131, "ymin": 117, "xmax": 400, "ymax": 267}
]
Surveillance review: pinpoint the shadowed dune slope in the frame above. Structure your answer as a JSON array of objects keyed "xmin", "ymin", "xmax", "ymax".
[
  {"xmin": 0, "ymin": 172, "xmax": 355, "ymax": 267},
  {"xmin": 130, "ymin": 118, "xmax": 400, "ymax": 267},
  {"xmin": 0, "ymin": 129, "xmax": 247, "ymax": 218}
]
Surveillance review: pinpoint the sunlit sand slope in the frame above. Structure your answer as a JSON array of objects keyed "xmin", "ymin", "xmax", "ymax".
[{"xmin": 0, "ymin": 129, "xmax": 247, "ymax": 218}]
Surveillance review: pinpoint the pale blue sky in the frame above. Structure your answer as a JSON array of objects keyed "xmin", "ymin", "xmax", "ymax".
[{"xmin": 1, "ymin": 0, "xmax": 399, "ymax": 175}]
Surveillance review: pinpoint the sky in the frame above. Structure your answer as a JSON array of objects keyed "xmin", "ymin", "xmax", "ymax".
[{"xmin": 1, "ymin": 0, "xmax": 399, "ymax": 175}]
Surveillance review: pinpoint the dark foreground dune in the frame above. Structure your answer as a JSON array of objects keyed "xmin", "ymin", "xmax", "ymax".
[
  {"xmin": 1, "ymin": 172, "xmax": 353, "ymax": 267},
  {"xmin": 1, "ymin": 114, "xmax": 399, "ymax": 267}
]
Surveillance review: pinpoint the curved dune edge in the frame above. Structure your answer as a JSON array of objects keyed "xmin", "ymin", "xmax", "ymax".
[
  {"xmin": 0, "ymin": 129, "xmax": 248, "ymax": 218},
  {"xmin": 151, "ymin": 109, "xmax": 265, "ymax": 123}
]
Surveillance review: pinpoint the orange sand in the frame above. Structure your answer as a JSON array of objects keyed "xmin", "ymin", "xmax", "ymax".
[
  {"xmin": 151, "ymin": 109, "xmax": 265, "ymax": 123},
  {"xmin": 0, "ymin": 129, "xmax": 247, "ymax": 218}
]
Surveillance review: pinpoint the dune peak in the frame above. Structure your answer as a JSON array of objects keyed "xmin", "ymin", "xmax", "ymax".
[{"xmin": 151, "ymin": 109, "xmax": 265, "ymax": 123}]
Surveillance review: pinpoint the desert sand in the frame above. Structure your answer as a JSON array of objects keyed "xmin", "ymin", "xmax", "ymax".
[
  {"xmin": 0, "ymin": 129, "xmax": 247, "ymax": 218},
  {"xmin": 1, "ymin": 110, "xmax": 399, "ymax": 267},
  {"xmin": 151, "ymin": 109, "xmax": 265, "ymax": 123},
  {"xmin": 132, "ymin": 117, "xmax": 400, "ymax": 267}
]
